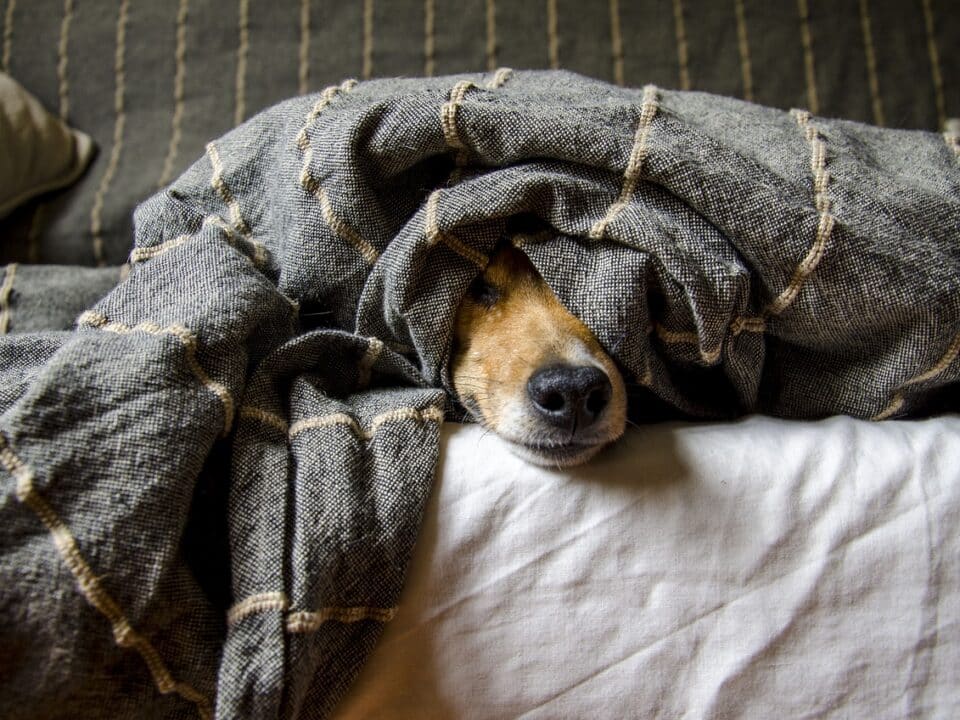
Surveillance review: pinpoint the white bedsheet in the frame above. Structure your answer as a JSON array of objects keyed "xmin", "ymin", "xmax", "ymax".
[{"xmin": 334, "ymin": 416, "xmax": 960, "ymax": 719}]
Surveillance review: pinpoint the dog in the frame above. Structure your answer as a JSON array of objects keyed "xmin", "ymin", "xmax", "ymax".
[{"xmin": 452, "ymin": 241, "xmax": 627, "ymax": 467}]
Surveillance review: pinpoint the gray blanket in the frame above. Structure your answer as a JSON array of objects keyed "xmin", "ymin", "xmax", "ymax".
[{"xmin": 1, "ymin": 70, "xmax": 958, "ymax": 719}]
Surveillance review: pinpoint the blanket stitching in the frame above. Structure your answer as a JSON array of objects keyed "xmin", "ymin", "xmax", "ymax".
[
  {"xmin": 239, "ymin": 406, "xmax": 289, "ymax": 433},
  {"xmin": 357, "ymin": 337, "xmax": 384, "ymax": 388},
  {"xmin": 225, "ymin": 592, "xmax": 399, "ymax": 630},
  {"xmin": 734, "ymin": 0, "xmax": 754, "ymax": 102},
  {"xmin": 289, "ymin": 406, "xmax": 445, "ymax": 441},
  {"xmin": 57, "ymin": 0, "xmax": 74, "ymax": 121},
  {"xmin": 729, "ymin": 109, "xmax": 834, "ymax": 336},
  {"xmin": 0, "ymin": 433, "xmax": 214, "ymax": 720},
  {"xmin": 0, "ymin": 262, "xmax": 16, "ymax": 334},
  {"xmin": 425, "ymin": 190, "xmax": 487, "ymax": 267},
  {"xmin": 296, "ymin": 81, "xmax": 380, "ymax": 265},
  {"xmin": 287, "ymin": 606, "xmax": 397, "ymax": 632},
  {"xmin": 590, "ymin": 84, "xmax": 660, "ymax": 240},
  {"xmin": 873, "ymin": 332, "xmax": 960, "ymax": 420},
  {"xmin": 441, "ymin": 80, "xmax": 476, "ymax": 152},
  {"xmin": 946, "ymin": 126, "xmax": 960, "ymax": 161},
  {"xmin": 227, "ymin": 591, "xmax": 289, "ymax": 625},
  {"xmin": 207, "ymin": 141, "xmax": 253, "ymax": 239},
  {"xmin": 797, "ymin": 0, "xmax": 820, "ymax": 115},
  {"xmin": 654, "ymin": 323, "xmax": 722, "ymax": 365},
  {"xmin": 158, "ymin": 0, "xmax": 190, "ymax": 188},
  {"xmin": 78, "ymin": 311, "xmax": 236, "ymax": 435},
  {"xmin": 129, "ymin": 214, "xmax": 269, "ymax": 268},
  {"xmin": 90, "ymin": 0, "xmax": 128, "ymax": 267},
  {"xmin": 858, "ymin": 0, "xmax": 885, "ymax": 126}
]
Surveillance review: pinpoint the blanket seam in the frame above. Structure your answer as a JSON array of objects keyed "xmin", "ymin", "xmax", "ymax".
[
  {"xmin": 288, "ymin": 405, "xmax": 445, "ymax": 441},
  {"xmin": 225, "ymin": 592, "xmax": 398, "ymax": 630},
  {"xmin": 0, "ymin": 432, "xmax": 213, "ymax": 720},
  {"xmin": 129, "ymin": 213, "xmax": 269, "ymax": 268},
  {"xmin": 77, "ymin": 311, "xmax": 236, "ymax": 435},
  {"xmin": 589, "ymin": 84, "xmax": 659, "ymax": 240},
  {"xmin": 206, "ymin": 141, "xmax": 253, "ymax": 239},
  {"xmin": 872, "ymin": 332, "xmax": 960, "ymax": 420}
]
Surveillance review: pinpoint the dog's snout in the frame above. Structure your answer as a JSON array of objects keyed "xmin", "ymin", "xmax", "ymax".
[{"xmin": 527, "ymin": 365, "xmax": 612, "ymax": 431}]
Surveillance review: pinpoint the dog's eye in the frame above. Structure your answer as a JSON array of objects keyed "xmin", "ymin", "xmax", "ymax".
[{"xmin": 467, "ymin": 276, "xmax": 501, "ymax": 307}]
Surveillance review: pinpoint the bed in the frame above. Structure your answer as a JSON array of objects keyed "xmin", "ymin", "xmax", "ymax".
[{"xmin": 1, "ymin": 3, "xmax": 958, "ymax": 719}]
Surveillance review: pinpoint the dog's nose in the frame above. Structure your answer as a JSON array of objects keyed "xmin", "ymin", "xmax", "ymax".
[{"xmin": 527, "ymin": 365, "xmax": 612, "ymax": 431}]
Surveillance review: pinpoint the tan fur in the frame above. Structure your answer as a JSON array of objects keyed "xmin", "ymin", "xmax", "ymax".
[{"xmin": 452, "ymin": 243, "xmax": 627, "ymax": 466}]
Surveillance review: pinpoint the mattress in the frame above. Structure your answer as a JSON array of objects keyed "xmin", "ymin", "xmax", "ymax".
[{"xmin": 336, "ymin": 415, "xmax": 960, "ymax": 719}]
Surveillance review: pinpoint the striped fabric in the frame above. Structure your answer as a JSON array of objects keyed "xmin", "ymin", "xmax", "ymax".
[{"xmin": 0, "ymin": 0, "xmax": 957, "ymax": 265}]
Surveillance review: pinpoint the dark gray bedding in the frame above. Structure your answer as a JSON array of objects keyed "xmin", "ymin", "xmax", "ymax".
[{"xmin": 0, "ymin": 70, "xmax": 958, "ymax": 718}]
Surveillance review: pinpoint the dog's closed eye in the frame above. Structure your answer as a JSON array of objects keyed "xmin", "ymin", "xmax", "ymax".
[{"xmin": 467, "ymin": 276, "xmax": 501, "ymax": 307}]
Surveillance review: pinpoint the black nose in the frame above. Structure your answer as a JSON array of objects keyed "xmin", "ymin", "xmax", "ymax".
[{"xmin": 527, "ymin": 365, "xmax": 612, "ymax": 432}]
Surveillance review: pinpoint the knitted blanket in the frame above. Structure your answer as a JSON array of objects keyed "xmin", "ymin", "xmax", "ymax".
[{"xmin": 0, "ymin": 70, "xmax": 958, "ymax": 719}]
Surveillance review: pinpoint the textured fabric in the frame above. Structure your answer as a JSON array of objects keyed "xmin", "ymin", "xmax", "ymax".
[
  {"xmin": 0, "ymin": 72, "xmax": 94, "ymax": 218},
  {"xmin": 0, "ymin": 70, "xmax": 958, "ymax": 719},
  {"xmin": 338, "ymin": 417, "xmax": 960, "ymax": 719},
  {"xmin": 0, "ymin": 0, "xmax": 957, "ymax": 265}
]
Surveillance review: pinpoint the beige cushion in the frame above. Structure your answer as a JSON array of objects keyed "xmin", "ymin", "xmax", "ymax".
[{"xmin": 0, "ymin": 72, "xmax": 94, "ymax": 218}]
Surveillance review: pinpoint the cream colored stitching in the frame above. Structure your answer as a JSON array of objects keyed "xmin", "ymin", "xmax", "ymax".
[
  {"xmin": 286, "ymin": 606, "xmax": 397, "ymax": 632},
  {"xmin": 609, "ymin": 0, "xmax": 624, "ymax": 86},
  {"xmin": 0, "ymin": 433, "xmax": 213, "ymax": 720},
  {"xmin": 486, "ymin": 67, "xmax": 513, "ymax": 90},
  {"xmin": 129, "ymin": 214, "xmax": 268, "ymax": 268},
  {"xmin": 590, "ymin": 85, "xmax": 659, "ymax": 240},
  {"xmin": 858, "ymin": 0, "xmax": 885, "ymax": 126},
  {"xmin": 654, "ymin": 323, "xmax": 722, "ymax": 364},
  {"xmin": 78, "ymin": 311, "xmax": 236, "ymax": 435},
  {"xmin": 57, "ymin": 0, "xmax": 74, "ymax": 120},
  {"xmin": 797, "ymin": 0, "xmax": 820, "ymax": 114},
  {"xmin": 239, "ymin": 406, "xmax": 289, "ymax": 433},
  {"xmin": 441, "ymin": 80, "xmax": 476, "ymax": 151},
  {"xmin": 485, "ymin": 0, "xmax": 497, "ymax": 71},
  {"xmin": 158, "ymin": 0, "xmax": 190, "ymax": 188},
  {"xmin": 671, "ymin": 0, "xmax": 690, "ymax": 90},
  {"xmin": 0, "ymin": 262, "xmax": 16, "ymax": 334},
  {"xmin": 921, "ymin": 0, "xmax": 946, "ymax": 130},
  {"xmin": 235, "ymin": 0, "xmax": 249, "ymax": 126},
  {"xmin": 239, "ymin": 407, "xmax": 288, "ymax": 433},
  {"xmin": 946, "ymin": 125, "xmax": 960, "ymax": 161},
  {"xmin": 298, "ymin": 0, "xmax": 310, "ymax": 95},
  {"xmin": 295, "ymin": 82, "xmax": 378, "ymax": 265},
  {"xmin": 206, "ymin": 141, "xmax": 253, "ymax": 239},
  {"xmin": 873, "ymin": 333, "xmax": 960, "ymax": 420},
  {"xmin": 729, "ymin": 110, "xmax": 834, "ymax": 336},
  {"xmin": 90, "ymin": 0, "xmax": 129, "ymax": 267},
  {"xmin": 2, "ymin": 0, "xmax": 14, "ymax": 72},
  {"xmin": 424, "ymin": 0, "xmax": 434, "ymax": 76},
  {"xmin": 227, "ymin": 592, "xmax": 289, "ymax": 625},
  {"xmin": 547, "ymin": 0, "xmax": 559, "ymax": 69},
  {"xmin": 362, "ymin": 0, "xmax": 373, "ymax": 79},
  {"xmin": 734, "ymin": 0, "xmax": 754, "ymax": 102},
  {"xmin": 425, "ymin": 190, "xmax": 487, "ymax": 267},
  {"xmin": 357, "ymin": 337, "xmax": 383, "ymax": 388},
  {"xmin": 289, "ymin": 405, "xmax": 444, "ymax": 441},
  {"xmin": 768, "ymin": 110, "xmax": 834, "ymax": 315}
]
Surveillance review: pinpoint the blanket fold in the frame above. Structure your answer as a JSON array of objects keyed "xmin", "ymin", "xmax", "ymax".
[{"xmin": 0, "ymin": 70, "xmax": 957, "ymax": 719}]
